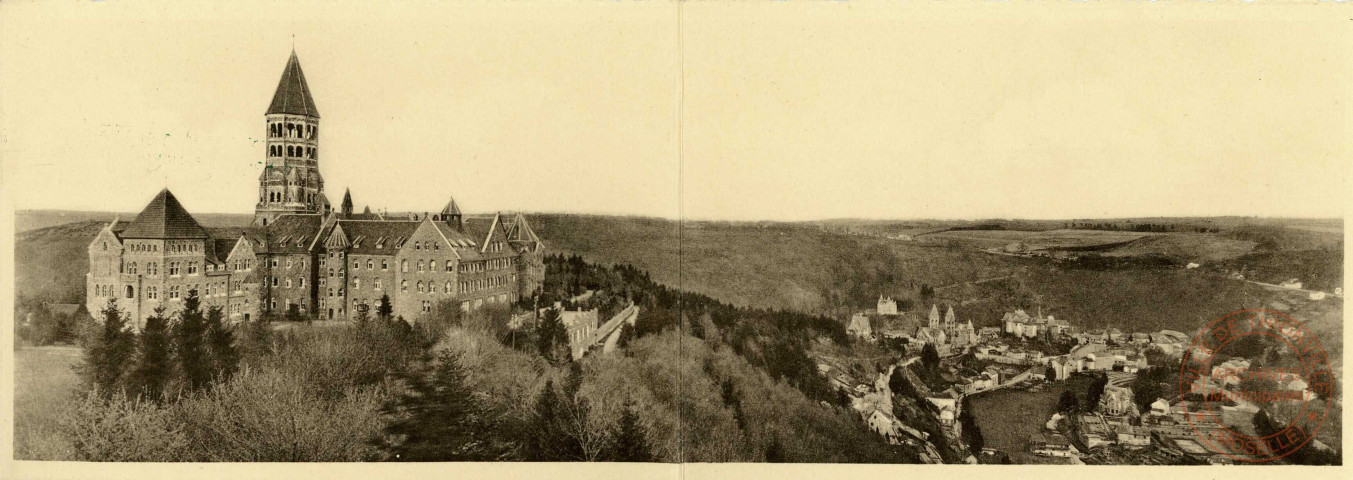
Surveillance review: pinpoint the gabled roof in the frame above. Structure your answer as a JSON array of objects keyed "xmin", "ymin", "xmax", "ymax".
[
  {"xmin": 247, "ymin": 214, "xmax": 324, "ymax": 254},
  {"xmin": 120, "ymin": 189, "xmax": 210, "ymax": 239},
  {"xmin": 267, "ymin": 51, "xmax": 319, "ymax": 117},
  {"xmin": 330, "ymin": 219, "xmax": 419, "ymax": 255},
  {"xmin": 505, "ymin": 212, "xmax": 542, "ymax": 244}
]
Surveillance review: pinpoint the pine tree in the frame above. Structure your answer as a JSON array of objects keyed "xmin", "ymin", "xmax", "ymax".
[
  {"xmin": 174, "ymin": 289, "xmax": 211, "ymax": 391},
  {"xmin": 615, "ymin": 322, "xmax": 635, "ymax": 350},
  {"xmin": 525, "ymin": 379, "xmax": 583, "ymax": 461},
  {"xmin": 204, "ymin": 306, "xmax": 239, "ymax": 383},
  {"xmin": 80, "ymin": 298, "xmax": 136, "ymax": 399},
  {"xmin": 377, "ymin": 294, "xmax": 394, "ymax": 320},
  {"xmin": 536, "ymin": 308, "xmax": 568, "ymax": 363},
  {"xmin": 380, "ymin": 351, "xmax": 503, "ymax": 461},
  {"xmin": 609, "ymin": 398, "xmax": 655, "ymax": 462},
  {"xmin": 128, "ymin": 307, "xmax": 173, "ymax": 403},
  {"xmin": 240, "ymin": 316, "xmax": 272, "ymax": 360}
]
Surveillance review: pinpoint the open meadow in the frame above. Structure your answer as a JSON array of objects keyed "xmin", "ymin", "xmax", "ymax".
[{"xmin": 13, "ymin": 346, "xmax": 82, "ymax": 460}]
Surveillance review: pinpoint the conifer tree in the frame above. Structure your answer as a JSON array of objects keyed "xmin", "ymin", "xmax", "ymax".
[
  {"xmin": 204, "ymin": 305, "xmax": 239, "ymax": 382},
  {"xmin": 377, "ymin": 294, "xmax": 394, "ymax": 320},
  {"xmin": 380, "ymin": 351, "xmax": 503, "ymax": 461},
  {"xmin": 240, "ymin": 316, "xmax": 272, "ymax": 360},
  {"xmin": 609, "ymin": 398, "xmax": 654, "ymax": 462},
  {"xmin": 525, "ymin": 379, "xmax": 583, "ymax": 461},
  {"xmin": 616, "ymin": 322, "xmax": 635, "ymax": 350},
  {"xmin": 81, "ymin": 298, "xmax": 136, "ymax": 399},
  {"xmin": 128, "ymin": 307, "xmax": 173, "ymax": 403},
  {"xmin": 174, "ymin": 289, "xmax": 211, "ymax": 391},
  {"xmin": 535, "ymin": 308, "xmax": 568, "ymax": 363}
]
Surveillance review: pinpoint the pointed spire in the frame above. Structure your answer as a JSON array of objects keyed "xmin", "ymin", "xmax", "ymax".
[
  {"xmin": 340, "ymin": 188, "xmax": 353, "ymax": 216},
  {"xmin": 267, "ymin": 51, "xmax": 319, "ymax": 117}
]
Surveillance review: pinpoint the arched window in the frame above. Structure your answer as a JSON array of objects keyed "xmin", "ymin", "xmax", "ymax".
[
  {"xmin": 417, "ymin": 260, "xmax": 424, "ymax": 272},
  {"xmin": 367, "ymin": 260, "xmax": 374, "ymax": 270},
  {"xmin": 401, "ymin": 280, "xmax": 408, "ymax": 292},
  {"xmin": 125, "ymin": 285, "xmax": 135, "ymax": 298},
  {"xmin": 401, "ymin": 260, "xmax": 408, "ymax": 273},
  {"xmin": 381, "ymin": 260, "xmax": 388, "ymax": 271},
  {"xmin": 417, "ymin": 281, "xmax": 424, "ymax": 293},
  {"xmin": 445, "ymin": 281, "xmax": 452, "ymax": 293},
  {"xmin": 445, "ymin": 260, "xmax": 453, "ymax": 272},
  {"xmin": 354, "ymin": 278, "xmax": 361, "ymax": 290}
]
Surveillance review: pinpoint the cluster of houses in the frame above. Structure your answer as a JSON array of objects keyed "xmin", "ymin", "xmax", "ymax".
[
  {"xmin": 848, "ymin": 296, "xmax": 979, "ymax": 356},
  {"xmin": 818, "ymin": 363, "xmax": 949, "ymax": 463}
]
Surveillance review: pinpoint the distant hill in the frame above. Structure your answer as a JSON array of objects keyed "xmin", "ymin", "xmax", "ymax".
[
  {"xmin": 13, "ymin": 211, "xmax": 1343, "ymax": 338},
  {"xmin": 16, "ymin": 210, "xmax": 253, "ymax": 233}
]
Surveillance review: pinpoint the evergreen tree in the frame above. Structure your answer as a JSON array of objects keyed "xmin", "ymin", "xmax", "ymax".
[
  {"xmin": 380, "ymin": 351, "xmax": 503, "ymax": 461},
  {"xmin": 204, "ymin": 306, "xmax": 239, "ymax": 382},
  {"xmin": 240, "ymin": 316, "xmax": 272, "ymax": 360},
  {"xmin": 525, "ymin": 379, "xmax": 583, "ymax": 461},
  {"xmin": 128, "ymin": 307, "xmax": 173, "ymax": 403},
  {"xmin": 377, "ymin": 294, "xmax": 394, "ymax": 320},
  {"xmin": 80, "ymin": 298, "xmax": 136, "ymax": 399},
  {"xmin": 615, "ymin": 322, "xmax": 634, "ymax": 350},
  {"xmin": 609, "ymin": 398, "xmax": 655, "ymax": 462},
  {"xmin": 535, "ymin": 308, "xmax": 568, "ymax": 363},
  {"xmin": 921, "ymin": 343, "xmax": 940, "ymax": 372},
  {"xmin": 1058, "ymin": 390, "xmax": 1079, "ymax": 413},
  {"xmin": 174, "ymin": 289, "xmax": 211, "ymax": 392}
]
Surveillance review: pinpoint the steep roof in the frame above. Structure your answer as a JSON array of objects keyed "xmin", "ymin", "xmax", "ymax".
[
  {"xmin": 440, "ymin": 197, "xmax": 462, "ymax": 217},
  {"xmin": 119, "ymin": 189, "xmax": 210, "ymax": 239},
  {"xmin": 254, "ymin": 214, "xmax": 326, "ymax": 254},
  {"xmin": 331, "ymin": 219, "xmax": 420, "ymax": 255},
  {"xmin": 267, "ymin": 51, "xmax": 320, "ymax": 117}
]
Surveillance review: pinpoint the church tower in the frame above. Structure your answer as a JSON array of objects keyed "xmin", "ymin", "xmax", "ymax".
[{"xmin": 255, "ymin": 50, "xmax": 325, "ymax": 226}]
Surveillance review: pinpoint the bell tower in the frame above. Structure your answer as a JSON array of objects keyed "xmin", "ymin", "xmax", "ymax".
[{"xmin": 255, "ymin": 50, "xmax": 325, "ymax": 226}]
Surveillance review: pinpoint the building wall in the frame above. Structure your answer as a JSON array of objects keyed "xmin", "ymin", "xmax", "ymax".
[
  {"xmin": 391, "ymin": 224, "xmax": 462, "ymax": 320},
  {"xmin": 343, "ymin": 253, "xmax": 397, "ymax": 317}
]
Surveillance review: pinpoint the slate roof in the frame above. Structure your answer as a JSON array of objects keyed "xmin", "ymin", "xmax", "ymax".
[
  {"xmin": 252, "ymin": 214, "xmax": 326, "ymax": 254},
  {"xmin": 330, "ymin": 219, "xmax": 420, "ymax": 255},
  {"xmin": 267, "ymin": 52, "xmax": 319, "ymax": 117},
  {"xmin": 440, "ymin": 197, "xmax": 462, "ymax": 217},
  {"xmin": 119, "ymin": 189, "xmax": 210, "ymax": 239}
]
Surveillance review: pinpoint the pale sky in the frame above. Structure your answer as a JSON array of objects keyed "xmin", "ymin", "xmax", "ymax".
[{"xmin": 3, "ymin": 1, "xmax": 1350, "ymax": 221}]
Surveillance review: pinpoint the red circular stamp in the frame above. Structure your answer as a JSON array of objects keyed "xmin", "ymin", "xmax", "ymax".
[{"xmin": 1178, "ymin": 309, "xmax": 1333, "ymax": 462}]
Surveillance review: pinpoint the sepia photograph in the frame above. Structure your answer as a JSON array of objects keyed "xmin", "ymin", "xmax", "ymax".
[{"xmin": 1, "ymin": 1, "xmax": 1348, "ymax": 478}]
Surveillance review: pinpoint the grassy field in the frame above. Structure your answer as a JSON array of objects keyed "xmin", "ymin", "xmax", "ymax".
[
  {"xmin": 919, "ymin": 229, "xmax": 1155, "ymax": 251},
  {"xmin": 13, "ymin": 346, "xmax": 82, "ymax": 460},
  {"xmin": 968, "ymin": 384, "xmax": 1069, "ymax": 464}
]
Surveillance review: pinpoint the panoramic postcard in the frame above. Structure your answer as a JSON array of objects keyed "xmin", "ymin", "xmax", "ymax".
[{"xmin": 2, "ymin": 1, "xmax": 1348, "ymax": 479}]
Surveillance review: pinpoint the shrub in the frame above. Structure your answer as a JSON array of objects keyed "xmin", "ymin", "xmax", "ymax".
[
  {"xmin": 60, "ymin": 391, "xmax": 188, "ymax": 461},
  {"xmin": 174, "ymin": 366, "xmax": 386, "ymax": 462}
]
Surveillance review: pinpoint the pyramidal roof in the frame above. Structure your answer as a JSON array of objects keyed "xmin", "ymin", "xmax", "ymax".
[
  {"xmin": 267, "ymin": 51, "xmax": 319, "ymax": 117},
  {"xmin": 441, "ymin": 197, "xmax": 462, "ymax": 216},
  {"xmin": 120, "ymin": 189, "xmax": 209, "ymax": 239}
]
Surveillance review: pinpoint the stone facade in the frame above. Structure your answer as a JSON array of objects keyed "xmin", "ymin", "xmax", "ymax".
[{"xmin": 86, "ymin": 51, "xmax": 545, "ymax": 328}]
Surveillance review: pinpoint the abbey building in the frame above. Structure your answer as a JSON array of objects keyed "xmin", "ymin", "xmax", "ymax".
[{"xmin": 86, "ymin": 52, "xmax": 545, "ymax": 327}]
